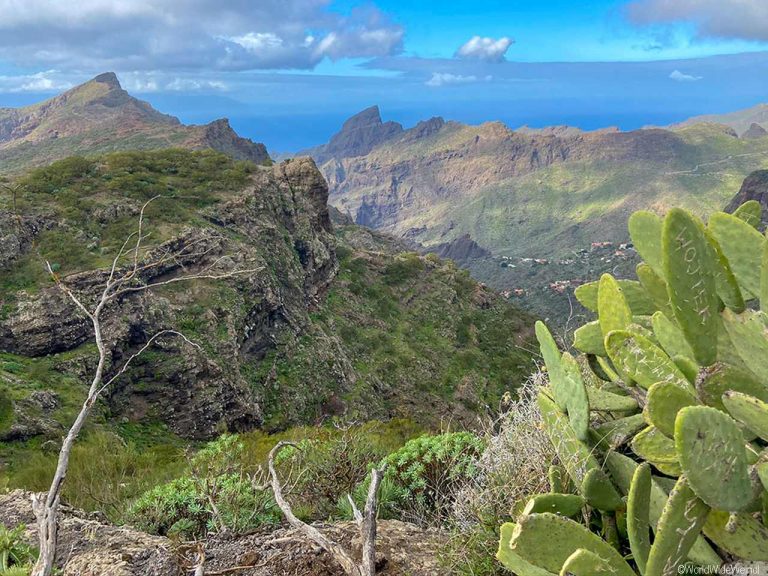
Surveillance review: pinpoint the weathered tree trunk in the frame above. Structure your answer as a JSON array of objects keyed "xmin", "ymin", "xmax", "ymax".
[
  {"xmin": 29, "ymin": 198, "xmax": 258, "ymax": 576},
  {"xmin": 31, "ymin": 312, "xmax": 108, "ymax": 576},
  {"xmin": 268, "ymin": 441, "xmax": 384, "ymax": 576}
]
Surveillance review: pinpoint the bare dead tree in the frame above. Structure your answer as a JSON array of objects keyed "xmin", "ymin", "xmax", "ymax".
[
  {"xmin": 31, "ymin": 197, "xmax": 260, "ymax": 576},
  {"xmin": 268, "ymin": 441, "xmax": 385, "ymax": 576}
]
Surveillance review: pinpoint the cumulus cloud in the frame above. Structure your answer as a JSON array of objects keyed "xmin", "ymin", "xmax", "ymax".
[
  {"xmin": 669, "ymin": 69, "xmax": 702, "ymax": 81},
  {"xmin": 0, "ymin": 70, "xmax": 73, "ymax": 93},
  {"xmin": 0, "ymin": 0, "xmax": 404, "ymax": 71},
  {"xmin": 425, "ymin": 72, "xmax": 492, "ymax": 87},
  {"xmin": 455, "ymin": 36, "xmax": 514, "ymax": 62},
  {"xmin": 628, "ymin": 0, "xmax": 768, "ymax": 41}
]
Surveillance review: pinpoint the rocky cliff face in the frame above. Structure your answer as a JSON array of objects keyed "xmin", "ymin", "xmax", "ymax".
[
  {"xmin": 299, "ymin": 105, "xmax": 404, "ymax": 164},
  {"xmin": 725, "ymin": 169, "xmax": 768, "ymax": 227},
  {"xmin": 0, "ymin": 155, "xmax": 336, "ymax": 440},
  {"xmin": 741, "ymin": 123, "xmax": 768, "ymax": 139},
  {"xmin": 427, "ymin": 234, "xmax": 491, "ymax": 265},
  {"xmin": 0, "ymin": 73, "xmax": 270, "ymax": 174},
  {"xmin": 321, "ymin": 117, "xmax": 689, "ymax": 239},
  {"xmin": 307, "ymin": 108, "xmax": 768, "ymax": 265},
  {"xmin": 0, "ymin": 149, "xmax": 535, "ymax": 444}
]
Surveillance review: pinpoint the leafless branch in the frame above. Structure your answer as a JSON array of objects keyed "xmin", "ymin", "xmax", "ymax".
[
  {"xmin": 32, "ymin": 199, "xmax": 262, "ymax": 576},
  {"xmin": 268, "ymin": 442, "xmax": 384, "ymax": 576},
  {"xmin": 98, "ymin": 329, "xmax": 202, "ymax": 395}
]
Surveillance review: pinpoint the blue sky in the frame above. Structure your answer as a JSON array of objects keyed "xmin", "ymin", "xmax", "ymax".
[{"xmin": 1, "ymin": 0, "xmax": 768, "ymax": 150}]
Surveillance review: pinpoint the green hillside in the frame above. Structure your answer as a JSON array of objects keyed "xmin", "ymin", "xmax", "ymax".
[{"xmin": 0, "ymin": 149, "xmax": 535, "ymax": 488}]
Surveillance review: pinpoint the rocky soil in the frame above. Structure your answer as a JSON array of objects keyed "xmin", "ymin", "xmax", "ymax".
[{"xmin": 0, "ymin": 490, "xmax": 446, "ymax": 576}]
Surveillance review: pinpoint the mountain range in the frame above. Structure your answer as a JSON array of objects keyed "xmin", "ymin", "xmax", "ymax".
[
  {"xmin": 296, "ymin": 104, "xmax": 768, "ymax": 320},
  {"xmin": 0, "ymin": 73, "xmax": 269, "ymax": 175},
  {"xmin": 0, "ymin": 76, "xmax": 537, "ymax": 480}
]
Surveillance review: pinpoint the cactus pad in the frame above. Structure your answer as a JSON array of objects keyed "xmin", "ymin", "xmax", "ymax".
[
  {"xmin": 586, "ymin": 386, "xmax": 638, "ymax": 412},
  {"xmin": 509, "ymin": 513, "xmax": 636, "ymax": 576},
  {"xmin": 651, "ymin": 311, "xmax": 696, "ymax": 361},
  {"xmin": 663, "ymin": 208, "xmax": 719, "ymax": 366},
  {"xmin": 573, "ymin": 321, "xmax": 606, "ymax": 355},
  {"xmin": 722, "ymin": 391, "xmax": 768, "ymax": 442},
  {"xmin": 675, "ymin": 406, "xmax": 753, "ymax": 511},
  {"xmin": 636, "ymin": 263, "xmax": 673, "ymax": 317},
  {"xmin": 582, "ymin": 468, "xmax": 624, "ymax": 511},
  {"xmin": 598, "ymin": 274, "xmax": 633, "ymax": 337},
  {"xmin": 703, "ymin": 510, "xmax": 768, "ymax": 561},
  {"xmin": 627, "ymin": 463, "xmax": 651, "ymax": 575},
  {"xmin": 522, "ymin": 493, "xmax": 585, "ymax": 517},
  {"xmin": 721, "ymin": 309, "xmax": 768, "ymax": 385},
  {"xmin": 709, "ymin": 211, "xmax": 766, "ymax": 298},
  {"xmin": 732, "ymin": 200, "xmax": 762, "ymax": 229},
  {"xmin": 646, "ymin": 381, "xmax": 698, "ymax": 438},
  {"xmin": 629, "ymin": 210, "xmax": 664, "ymax": 276},
  {"xmin": 561, "ymin": 352, "xmax": 591, "ymax": 441},
  {"xmin": 645, "ymin": 476, "xmax": 710, "ymax": 576},
  {"xmin": 695, "ymin": 362, "xmax": 768, "ymax": 411},
  {"xmin": 575, "ymin": 279, "xmax": 655, "ymax": 315},
  {"xmin": 559, "ymin": 548, "xmax": 622, "ymax": 575},
  {"xmin": 605, "ymin": 452, "xmax": 722, "ymax": 568},
  {"xmin": 497, "ymin": 523, "xmax": 555, "ymax": 576},
  {"xmin": 538, "ymin": 391, "xmax": 599, "ymax": 486},
  {"xmin": 604, "ymin": 330, "xmax": 690, "ymax": 391}
]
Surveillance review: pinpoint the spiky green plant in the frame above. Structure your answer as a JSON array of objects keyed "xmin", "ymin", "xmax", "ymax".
[{"xmin": 497, "ymin": 202, "xmax": 768, "ymax": 576}]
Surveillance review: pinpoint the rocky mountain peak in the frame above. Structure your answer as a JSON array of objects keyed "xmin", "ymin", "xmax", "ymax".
[
  {"xmin": 340, "ymin": 105, "xmax": 383, "ymax": 131},
  {"xmin": 91, "ymin": 71, "xmax": 122, "ymax": 89},
  {"xmin": 0, "ymin": 74, "xmax": 271, "ymax": 173},
  {"xmin": 300, "ymin": 105, "xmax": 404, "ymax": 164},
  {"xmin": 741, "ymin": 122, "xmax": 768, "ymax": 139},
  {"xmin": 725, "ymin": 169, "xmax": 768, "ymax": 228}
]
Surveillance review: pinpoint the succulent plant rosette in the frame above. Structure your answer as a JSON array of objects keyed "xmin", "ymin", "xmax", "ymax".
[{"xmin": 498, "ymin": 201, "xmax": 768, "ymax": 575}]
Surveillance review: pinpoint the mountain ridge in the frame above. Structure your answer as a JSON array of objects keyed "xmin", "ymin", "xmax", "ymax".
[
  {"xmin": 301, "ymin": 105, "xmax": 768, "ymax": 322},
  {"xmin": 0, "ymin": 73, "xmax": 270, "ymax": 174}
]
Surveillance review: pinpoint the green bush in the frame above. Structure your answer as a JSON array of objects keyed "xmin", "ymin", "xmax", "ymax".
[
  {"xmin": 498, "ymin": 203, "xmax": 768, "ymax": 574},
  {"xmin": 377, "ymin": 432, "xmax": 485, "ymax": 525},
  {"xmin": 269, "ymin": 422, "xmax": 403, "ymax": 520},
  {"xmin": 0, "ymin": 524, "xmax": 36, "ymax": 573},
  {"xmin": 383, "ymin": 252, "xmax": 424, "ymax": 285},
  {"xmin": 127, "ymin": 434, "xmax": 280, "ymax": 538}
]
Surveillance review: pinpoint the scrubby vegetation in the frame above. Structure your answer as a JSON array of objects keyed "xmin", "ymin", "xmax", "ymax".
[
  {"xmin": 0, "ymin": 523, "xmax": 36, "ymax": 574},
  {"xmin": 262, "ymin": 241, "xmax": 535, "ymax": 429}
]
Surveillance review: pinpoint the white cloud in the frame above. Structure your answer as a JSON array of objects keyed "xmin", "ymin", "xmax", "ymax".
[
  {"xmin": 629, "ymin": 0, "xmax": 768, "ymax": 41},
  {"xmin": 669, "ymin": 69, "xmax": 702, "ymax": 81},
  {"xmin": 0, "ymin": 0, "xmax": 403, "ymax": 71},
  {"xmin": 455, "ymin": 36, "xmax": 514, "ymax": 62},
  {"xmin": 0, "ymin": 70, "xmax": 72, "ymax": 93},
  {"xmin": 120, "ymin": 73, "xmax": 229, "ymax": 93},
  {"xmin": 425, "ymin": 72, "xmax": 492, "ymax": 87}
]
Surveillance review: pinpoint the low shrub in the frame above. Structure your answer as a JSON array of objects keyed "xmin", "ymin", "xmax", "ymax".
[
  {"xmin": 0, "ymin": 523, "xmax": 36, "ymax": 573},
  {"xmin": 7, "ymin": 431, "xmax": 185, "ymax": 523},
  {"xmin": 270, "ymin": 422, "xmax": 400, "ymax": 520},
  {"xmin": 127, "ymin": 434, "xmax": 280, "ymax": 538},
  {"xmin": 377, "ymin": 431, "xmax": 485, "ymax": 526}
]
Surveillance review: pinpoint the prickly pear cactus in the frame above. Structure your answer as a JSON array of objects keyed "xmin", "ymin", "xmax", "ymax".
[{"xmin": 497, "ymin": 203, "xmax": 768, "ymax": 576}]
